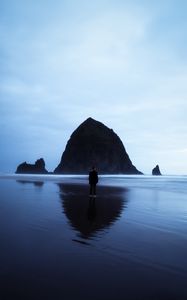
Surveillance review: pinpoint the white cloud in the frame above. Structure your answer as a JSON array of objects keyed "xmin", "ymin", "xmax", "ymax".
[{"xmin": 0, "ymin": 79, "xmax": 45, "ymax": 96}]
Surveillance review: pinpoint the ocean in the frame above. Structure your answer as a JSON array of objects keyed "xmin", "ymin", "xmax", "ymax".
[{"xmin": 0, "ymin": 175, "xmax": 187, "ymax": 300}]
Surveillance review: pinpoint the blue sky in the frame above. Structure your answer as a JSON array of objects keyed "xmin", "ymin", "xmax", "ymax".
[{"xmin": 1, "ymin": 0, "xmax": 187, "ymax": 174}]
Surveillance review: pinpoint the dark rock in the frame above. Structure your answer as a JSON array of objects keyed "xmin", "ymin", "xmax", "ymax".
[
  {"xmin": 54, "ymin": 117, "xmax": 142, "ymax": 174},
  {"xmin": 152, "ymin": 165, "xmax": 162, "ymax": 175},
  {"xmin": 16, "ymin": 158, "xmax": 48, "ymax": 174}
]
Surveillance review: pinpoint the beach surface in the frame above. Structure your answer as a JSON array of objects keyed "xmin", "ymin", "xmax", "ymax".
[{"xmin": 0, "ymin": 174, "xmax": 187, "ymax": 300}]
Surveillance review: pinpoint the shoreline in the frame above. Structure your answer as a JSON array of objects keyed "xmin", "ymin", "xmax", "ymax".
[
  {"xmin": 0, "ymin": 173, "xmax": 186, "ymax": 178},
  {"xmin": 1, "ymin": 174, "xmax": 187, "ymax": 194}
]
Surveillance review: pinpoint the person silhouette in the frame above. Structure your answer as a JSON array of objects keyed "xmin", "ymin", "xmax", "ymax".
[{"xmin": 89, "ymin": 166, "xmax": 98, "ymax": 197}]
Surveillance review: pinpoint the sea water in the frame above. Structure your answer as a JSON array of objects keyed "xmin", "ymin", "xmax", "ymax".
[{"xmin": 0, "ymin": 175, "xmax": 187, "ymax": 300}]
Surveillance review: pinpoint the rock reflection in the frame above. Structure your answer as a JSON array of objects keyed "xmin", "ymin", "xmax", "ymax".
[
  {"xmin": 87, "ymin": 197, "xmax": 97, "ymax": 223},
  {"xmin": 58, "ymin": 184, "xmax": 128, "ymax": 239},
  {"xmin": 17, "ymin": 180, "xmax": 44, "ymax": 187}
]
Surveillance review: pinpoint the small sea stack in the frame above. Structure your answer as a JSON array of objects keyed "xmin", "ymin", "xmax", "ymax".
[
  {"xmin": 152, "ymin": 165, "xmax": 162, "ymax": 176},
  {"xmin": 16, "ymin": 158, "xmax": 48, "ymax": 174}
]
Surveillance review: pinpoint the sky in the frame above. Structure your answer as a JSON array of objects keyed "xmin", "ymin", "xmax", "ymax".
[{"xmin": 0, "ymin": 0, "xmax": 187, "ymax": 175}]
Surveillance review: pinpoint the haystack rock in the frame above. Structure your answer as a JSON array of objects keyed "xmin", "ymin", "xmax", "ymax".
[
  {"xmin": 54, "ymin": 118, "xmax": 142, "ymax": 174},
  {"xmin": 16, "ymin": 158, "xmax": 48, "ymax": 174},
  {"xmin": 152, "ymin": 165, "xmax": 162, "ymax": 176}
]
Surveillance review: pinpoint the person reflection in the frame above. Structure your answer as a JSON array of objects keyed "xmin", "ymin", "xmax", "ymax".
[
  {"xmin": 87, "ymin": 197, "xmax": 96, "ymax": 223},
  {"xmin": 89, "ymin": 166, "xmax": 98, "ymax": 196}
]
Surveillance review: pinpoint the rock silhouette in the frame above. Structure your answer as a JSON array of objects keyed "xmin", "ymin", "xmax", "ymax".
[
  {"xmin": 16, "ymin": 158, "xmax": 48, "ymax": 174},
  {"xmin": 152, "ymin": 165, "xmax": 162, "ymax": 175},
  {"xmin": 54, "ymin": 117, "xmax": 142, "ymax": 174}
]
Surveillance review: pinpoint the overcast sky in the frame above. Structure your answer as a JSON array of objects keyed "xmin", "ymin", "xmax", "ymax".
[{"xmin": 1, "ymin": 0, "xmax": 187, "ymax": 174}]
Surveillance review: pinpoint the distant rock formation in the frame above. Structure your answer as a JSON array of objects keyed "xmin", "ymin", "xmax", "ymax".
[
  {"xmin": 54, "ymin": 117, "xmax": 142, "ymax": 174},
  {"xmin": 16, "ymin": 158, "xmax": 48, "ymax": 174},
  {"xmin": 152, "ymin": 165, "xmax": 162, "ymax": 176}
]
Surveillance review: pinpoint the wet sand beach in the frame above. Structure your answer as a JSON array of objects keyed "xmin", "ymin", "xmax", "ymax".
[{"xmin": 0, "ymin": 175, "xmax": 187, "ymax": 300}]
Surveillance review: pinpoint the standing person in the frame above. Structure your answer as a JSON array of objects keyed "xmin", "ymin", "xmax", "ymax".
[{"xmin": 89, "ymin": 166, "xmax": 98, "ymax": 196}]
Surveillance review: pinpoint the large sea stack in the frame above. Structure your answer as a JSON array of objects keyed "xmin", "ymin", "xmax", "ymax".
[{"xmin": 54, "ymin": 118, "xmax": 142, "ymax": 174}]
